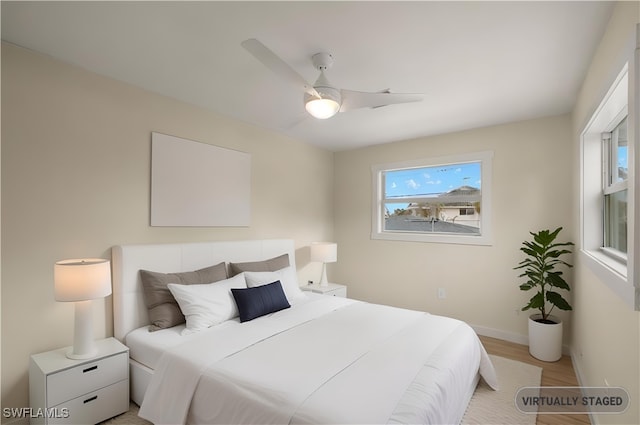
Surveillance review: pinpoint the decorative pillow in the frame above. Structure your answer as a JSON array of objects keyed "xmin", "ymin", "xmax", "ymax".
[
  {"xmin": 167, "ymin": 273, "xmax": 247, "ymax": 335},
  {"xmin": 231, "ymin": 281, "xmax": 290, "ymax": 323},
  {"xmin": 228, "ymin": 253, "xmax": 290, "ymax": 277},
  {"xmin": 244, "ymin": 266, "xmax": 306, "ymax": 305},
  {"xmin": 139, "ymin": 262, "xmax": 228, "ymax": 331}
]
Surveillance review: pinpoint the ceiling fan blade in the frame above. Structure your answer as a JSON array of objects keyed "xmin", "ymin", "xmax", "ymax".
[
  {"xmin": 242, "ymin": 38, "xmax": 318, "ymax": 97},
  {"xmin": 340, "ymin": 90, "xmax": 423, "ymax": 111}
]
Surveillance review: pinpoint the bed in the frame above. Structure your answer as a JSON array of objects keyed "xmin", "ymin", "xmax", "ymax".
[{"xmin": 112, "ymin": 239, "xmax": 497, "ymax": 425}]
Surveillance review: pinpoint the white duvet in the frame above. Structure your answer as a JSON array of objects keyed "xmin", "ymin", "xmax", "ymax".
[{"xmin": 139, "ymin": 296, "xmax": 497, "ymax": 425}]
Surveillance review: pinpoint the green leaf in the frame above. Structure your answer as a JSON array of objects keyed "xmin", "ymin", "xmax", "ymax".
[
  {"xmin": 514, "ymin": 258, "xmax": 536, "ymax": 270},
  {"xmin": 546, "ymin": 291, "xmax": 572, "ymax": 311},
  {"xmin": 528, "ymin": 292, "xmax": 545, "ymax": 309},
  {"xmin": 537, "ymin": 229, "xmax": 557, "ymax": 246},
  {"xmin": 547, "ymin": 249, "xmax": 573, "ymax": 260},
  {"xmin": 547, "ymin": 272, "xmax": 571, "ymax": 290},
  {"xmin": 520, "ymin": 247, "xmax": 538, "ymax": 257},
  {"xmin": 548, "ymin": 227, "xmax": 563, "ymax": 239}
]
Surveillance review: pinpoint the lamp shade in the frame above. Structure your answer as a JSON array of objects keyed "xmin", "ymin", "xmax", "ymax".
[
  {"xmin": 54, "ymin": 259, "xmax": 112, "ymax": 302},
  {"xmin": 310, "ymin": 242, "xmax": 337, "ymax": 263}
]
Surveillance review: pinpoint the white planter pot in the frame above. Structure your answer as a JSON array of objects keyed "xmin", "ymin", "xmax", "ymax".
[{"xmin": 528, "ymin": 314, "xmax": 562, "ymax": 362}]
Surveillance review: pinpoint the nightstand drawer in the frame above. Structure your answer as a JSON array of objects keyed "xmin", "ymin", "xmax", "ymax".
[
  {"xmin": 49, "ymin": 378, "xmax": 128, "ymax": 425},
  {"xmin": 47, "ymin": 352, "xmax": 128, "ymax": 407}
]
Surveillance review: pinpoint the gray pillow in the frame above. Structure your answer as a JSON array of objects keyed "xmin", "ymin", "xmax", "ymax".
[
  {"xmin": 140, "ymin": 262, "xmax": 228, "ymax": 331},
  {"xmin": 228, "ymin": 253, "xmax": 290, "ymax": 277}
]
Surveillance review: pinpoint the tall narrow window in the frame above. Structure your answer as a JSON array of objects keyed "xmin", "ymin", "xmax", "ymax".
[
  {"xmin": 603, "ymin": 116, "xmax": 628, "ymax": 257},
  {"xmin": 580, "ymin": 62, "xmax": 637, "ymax": 310}
]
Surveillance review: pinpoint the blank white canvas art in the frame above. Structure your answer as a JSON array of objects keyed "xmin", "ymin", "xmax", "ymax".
[{"xmin": 151, "ymin": 132, "xmax": 251, "ymax": 227}]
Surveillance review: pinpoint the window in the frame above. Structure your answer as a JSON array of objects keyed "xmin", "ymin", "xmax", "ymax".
[
  {"xmin": 580, "ymin": 62, "xmax": 637, "ymax": 310},
  {"xmin": 603, "ymin": 116, "xmax": 628, "ymax": 257},
  {"xmin": 372, "ymin": 151, "xmax": 493, "ymax": 245}
]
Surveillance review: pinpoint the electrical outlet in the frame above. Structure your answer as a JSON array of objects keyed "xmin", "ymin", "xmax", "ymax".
[{"xmin": 437, "ymin": 288, "xmax": 446, "ymax": 299}]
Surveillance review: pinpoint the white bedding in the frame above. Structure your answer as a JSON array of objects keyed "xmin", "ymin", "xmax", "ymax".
[
  {"xmin": 138, "ymin": 295, "xmax": 497, "ymax": 425},
  {"xmin": 126, "ymin": 324, "xmax": 188, "ymax": 370},
  {"xmin": 125, "ymin": 293, "xmax": 312, "ymax": 371}
]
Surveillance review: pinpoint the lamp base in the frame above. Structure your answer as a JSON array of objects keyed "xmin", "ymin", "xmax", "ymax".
[
  {"xmin": 67, "ymin": 300, "xmax": 98, "ymax": 360},
  {"xmin": 65, "ymin": 348, "xmax": 98, "ymax": 360},
  {"xmin": 319, "ymin": 263, "xmax": 329, "ymax": 287}
]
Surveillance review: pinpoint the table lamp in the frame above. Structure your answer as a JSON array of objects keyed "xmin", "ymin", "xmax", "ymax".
[
  {"xmin": 310, "ymin": 242, "xmax": 337, "ymax": 287},
  {"xmin": 54, "ymin": 258, "xmax": 112, "ymax": 359}
]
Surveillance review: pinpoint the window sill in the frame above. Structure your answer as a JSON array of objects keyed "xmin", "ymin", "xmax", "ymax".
[
  {"xmin": 372, "ymin": 230, "xmax": 492, "ymax": 246},
  {"xmin": 599, "ymin": 247, "xmax": 628, "ymax": 265},
  {"xmin": 580, "ymin": 249, "xmax": 636, "ymax": 309}
]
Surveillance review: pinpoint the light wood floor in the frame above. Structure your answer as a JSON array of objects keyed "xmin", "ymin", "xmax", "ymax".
[{"xmin": 479, "ymin": 335, "xmax": 591, "ymax": 425}]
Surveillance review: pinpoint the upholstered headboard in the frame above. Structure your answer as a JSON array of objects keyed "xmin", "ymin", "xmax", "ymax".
[{"xmin": 111, "ymin": 239, "xmax": 296, "ymax": 342}]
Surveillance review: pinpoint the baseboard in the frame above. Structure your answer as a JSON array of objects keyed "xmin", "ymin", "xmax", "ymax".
[
  {"xmin": 471, "ymin": 324, "xmax": 571, "ymax": 355},
  {"xmin": 570, "ymin": 347, "xmax": 596, "ymax": 425},
  {"xmin": 471, "ymin": 324, "xmax": 528, "ymax": 345},
  {"xmin": 570, "ymin": 347, "xmax": 587, "ymax": 386}
]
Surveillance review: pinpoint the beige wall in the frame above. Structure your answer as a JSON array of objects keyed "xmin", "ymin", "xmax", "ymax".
[
  {"xmin": 3, "ymin": 2, "xmax": 639, "ymax": 423},
  {"xmin": 333, "ymin": 114, "xmax": 574, "ymax": 341},
  {"xmin": 570, "ymin": 2, "xmax": 640, "ymax": 424},
  {"xmin": 0, "ymin": 43, "xmax": 335, "ymax": 413}
]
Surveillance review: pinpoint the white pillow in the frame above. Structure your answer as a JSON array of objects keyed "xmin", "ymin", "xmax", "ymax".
[
  {"xmin": 168, "ymin": 273, "xmax": 246, "ymax": 335},
  {"xmin": 244, "ymin": 266, "xmax": 307, "ymax": 305}
]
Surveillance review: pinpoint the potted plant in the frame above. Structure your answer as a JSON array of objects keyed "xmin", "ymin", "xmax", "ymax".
[{"xmin": 515, "ymin": 227, "xmax": 573, "ymax": 361}]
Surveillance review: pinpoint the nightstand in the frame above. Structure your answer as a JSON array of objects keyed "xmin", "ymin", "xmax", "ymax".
[
  {"xmin": 301, "ymin": 282, "xmax": 347, "ymax": 297},
  {"xmin": 29, "ymin": 337, "xmax": 129, "ymax": 425}
]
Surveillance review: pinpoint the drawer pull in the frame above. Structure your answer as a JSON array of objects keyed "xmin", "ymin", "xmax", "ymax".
[
  {"xmin": 83, "ymin": 395, "xmax": 98, "ymax": 404},
  {"xmin": 83, "ymin": 365, "xmax": 98, "ymax": 373}
]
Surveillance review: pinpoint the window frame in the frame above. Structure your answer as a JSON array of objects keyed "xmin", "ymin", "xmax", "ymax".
[
  {"xmin": 371, "ymin": 151, "xmax": 493, "ymax": 246},
  {"xmin": 580, "ymin": 61, "xmax": 638, "ymax": 310}
]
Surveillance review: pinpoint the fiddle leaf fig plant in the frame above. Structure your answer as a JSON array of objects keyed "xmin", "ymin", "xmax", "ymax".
[{"xmin": 515, "ymin": 227, "xmax": 574, "ymax": 323}]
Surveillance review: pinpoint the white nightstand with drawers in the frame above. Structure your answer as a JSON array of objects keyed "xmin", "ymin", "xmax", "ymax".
[
  {"xmin": 301, "ymin": 282, "xmax": 347, "ymax": 297},
  {"xmin": 29, "ymin": 337, "xmax": 129, "ymax": 425}
]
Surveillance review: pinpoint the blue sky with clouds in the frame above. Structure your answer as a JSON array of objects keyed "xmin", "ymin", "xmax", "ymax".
[
  {"xmin": 385, "ymin": 162, "xmax": 481, "ymax": 198},
  {"xmin": 618, "ymin": 145, "xmax": 628, "ymax": 179}
]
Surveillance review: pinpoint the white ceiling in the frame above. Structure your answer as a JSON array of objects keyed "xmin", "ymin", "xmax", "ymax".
[{"xmin": 1, "ymin": 1, "xmax": 614, "ymax": 151}]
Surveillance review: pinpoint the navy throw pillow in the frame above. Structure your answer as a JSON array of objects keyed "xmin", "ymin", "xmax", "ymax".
[{"xmin": 231, "ymin": 280, "xmax": 291, "ymax": 322}]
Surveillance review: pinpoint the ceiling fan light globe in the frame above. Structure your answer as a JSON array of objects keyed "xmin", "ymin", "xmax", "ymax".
[
  {"xmin": 305, "ymin": 98, "xmax": 340, "ymax": 119},
  {"xmin": 304, "ymin": 85, "xmax": 341, "ymax": 119}
]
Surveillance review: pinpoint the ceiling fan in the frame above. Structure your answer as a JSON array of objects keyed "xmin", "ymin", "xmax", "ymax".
[{"xmin": 241, "ymin": 39, "xmax": 424, "ymax": 120}]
